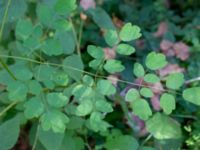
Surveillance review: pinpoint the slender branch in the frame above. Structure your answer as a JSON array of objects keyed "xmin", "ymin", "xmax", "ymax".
[
  {"xmin": 185, "ymin": 76, "xmax": 200, "ymax": 84},
  {"xmin": 32, "ymin": 124, "xmax": 40, "ymax": 150},
  {"xmin": 0, "ymin": 101, "xmax": 18, "ymax": 117},
  {"xmin": 69, "ymin": 18, "xmax": 81, "ymax": 57},
  {"xmin": 141, "ymin": 134, "xmax": 153, "ymax": 146},
  {"xmin": 0, "ymin": 0, "xmax": 12, "ymax": 41},
  {"xmin": 0, "ymin": 0, "xmax": 17, "ymax": 80}
]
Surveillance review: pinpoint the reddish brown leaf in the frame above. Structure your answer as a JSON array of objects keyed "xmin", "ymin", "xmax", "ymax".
[
  {"xmin": 173, "ymin": 42, "xmax": 190, "ymax": 61},
  {"xmin": 158, "ymin": 64, "xmax": 185, "ymax": 77},
  {"xmin": 80, "ymin": 0, "xmax": 96, "ymax": 11},
  {"xmin": 103, "ymin": 47, "xmax": 116, "ymax": 60},
  {"xmin": 154, "ymin": 22, "xmax": 168, "ymax": 37}
]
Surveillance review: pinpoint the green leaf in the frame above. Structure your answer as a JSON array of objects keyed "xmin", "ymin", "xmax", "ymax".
[
  {"xmin": 88, "ymin": 112, "xmax": 111, "ymax": 132},
  {"xmin": 104, "ymin": 30, "xmax": 119, "ymax": 46},
  {"xmin": 63, "ymin": 54, "xmax": 84, "ymax": 81},
  {"xmin": 145, "ymin": 52, "xmax": 167, "ymax": 70},
  {"xmin": 183, "ymin": 87, "xmax": 200, "ymax": 105},
  {"xmin": 36, "ymin": 4, "xmax": 53, "ymax": 27},
  {"xmin": 125, "ymin": 88, "xmax": 140, "ymax": 102},
  {"xmin": 104, "ymin": 59, "xmax": 125, "ymax": 73},
  {"xmin": 52, "ymin": 71, "xmax": 69, "ymax": 86},
  {"xmin": 166, "ymin": 73, "xmax": 184, "ymax": 90},
  {"xmin": 7, "ymin": 81, "xmax": 28, "ymax": 101},
  {"xmin": 76, "ymin": 100, "xmax": 93, "ymax": 116},
  {"xmin": 72, "ymin": 84, "xmax": 93, "ymax": 100},
  {"xmin": 88, "ymin": 7, "xmax": 115, "ymax": 30},
  {"xmin": 66, "ymin": 116, "xmax": 85, "ymax": 130},
  {"xmin": 41, "ymin": 110, "xmax": 69, "ymax": 133},
  {"xmin": 47, "ymin": 92, "xmax": 69, "ymax": 108},
  {"xmin": 89, "ymin": 59, "xmax": 102, "ymax": 70},
  {"xmin": 38, "ymin": 127, "xmax": 64, "ymax": 150},
  {"xmin": 42, "ymin": 38, "xmax": 63, "ymax": 56},
  {"xmin": 160, "ymin": 93, "xmax": 176, "ymax": 115},
  {"xmin": 119, "ymin": 23, "xmax": 141, "ymax": 42},
  {"xmin": 97, "ymin": 80, "xmax": 116, "ymax": 96},
  {"xmin": 139, "ymin": 147, "xmax": 157, "ymax": 150},
  {"xmin": 105, "ymin": 135, "xmax": 139, "ymax": 150},
  {"xmin": 82, "ymin": 75, "xmax": 94, "ymax": 87},
  {"xmin": 144, "ymin": 73, "xmax": 160, "ymax": 83},
  {"xmin": 12, "ymin": 64, "xmax": 33, "ymax": 81},
  {"xmin": 146, "ymin": 113, "xmax": 182, "ymax": 139},
  {"xmin": 95, "ymin": 100, "xmax": 113, "ymax": 113},
  {"xmin": 60, "ymin": 134, "xmax": 84, "ymax": 150},
  {"xmin": 0, "ymin": 0, "xmax": 27, "ymax": 23},
  {"xmin": 28, "ymin": 80, "xmax": 42, "ymax": 95},
  {"xmin": 24, "ymin": 97, "xmax": 44, "ymax": 119},
  {"xmin": 132, "ymin": 99, "xmax": 152, "ymax": 120},
  {"xmin": 0, "ymin": 117, "xmax": 19, "ymax": 150},
  {"xmin": 116, "ymin": 44, "xmax": 135, "ymax": 55},
  {"xmin": 52, "ymin": 19, "xmax": 71, "ymax": 32},
  {"xmin": 15, "ymin": 19, "xmax": 33, "ymax": 40},
  {"xmin": 133, "ymin": 63, "xmax": 145, "ymax": 77},
  {"xmin": 54, "ymin": 0, "xmax": 77, "ymax": 16},
  {"xmin": 140, "ymin": 88, "xmax": 154, "ymax": 98},
  {"xmin": 0, "ymin": 116, "xmax": 20, "ymax": 150},
  {"xmin": 87, "ymin": 45, "xmax": 104, "ymax": 59}
]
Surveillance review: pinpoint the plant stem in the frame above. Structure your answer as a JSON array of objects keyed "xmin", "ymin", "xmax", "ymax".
[
  {"xmin": 0, "ymin": 0, "xmax": 11, "ymax": 41},
  {"xmin": 0, "ymin": 0, "xmax": 17, "ymax": 80},
  {"xmin": 117, "ymin": 94, "xmax": 136, "ymax": 133},
  {"xmin": 0, "ymin": 101, "xmax": 18, "ymax": 117},
  {"xmin": 32, "ymin": 124, "xmax": 40, "ymax": 150},
  {"xmin": 141, "ymin": 134, "xmax": 153, "ymax": 146},
  {"xmin": 69, "ymin": 18, "xmax": 81, "ymax": 57}
]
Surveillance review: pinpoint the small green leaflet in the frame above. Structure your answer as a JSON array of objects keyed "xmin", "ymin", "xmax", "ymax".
[
  {"xmin": 38, "ymin": 127, "xmax": 64, "ymax": 150},
  {"xmin": 28, "ymin": 80, "xmax": 42, "ymax": 95},
  {"xmin": 160, "ymin": 93, "xmax": 176, "ymax": 115},
  {"xmin": 95, "ymin": 100, "xmax": 113, "ymax": 113},
  {"xmin": 87, "ymin": 45, "xmax": 104, "ymax": 59},
  {"xmin": 104, "ymin": 59, "xmax": 125, "ymax": 73},
  {"xmin": 88, "ymin": 112, "xmax": 111, "ymax": 132},
  {"xmin": 41, "ymin": 110, "xmax": 69, "ymax": 133},
  {"xmin": 82, "ymin": 75, "xmax": 94, "ymax": 86},
  {"xmin": 104, "ymin": 29, "xmax": 119, "ymax": 47},
  {"xmin": 47, "ymin": 92, "xmax": 69, "ymax": 108},
  {"xmin": 183, "ymin": 87, "xmax": 200, "ymax": 105},
  {"xmin": 132, "ymin": 99, "xmax": 152, "ymax": 120},
  {"xmin": 119, "ymin": 23, "xmax": 141, "ymax": 42},
  {"xmin": 7, "ymin": 81, "xmax": 28, "ymax": 101},
  {"xmin": 88, "ymin": 7, "xmax": 115, "ymax": 30},
  {"xmin": 42, "ymin": 38, "xmax": 63, "ymax": 56},
  {"xmin": 76, "ymin": 100, "xmax": 93, "ymax": 116},
  {"xmin": 140, "ymin": 88, "xmax": 154, "ymax": 98},
  {"xmin": 15, "ymin": 19, "xmax": 33, "ymax": 40},
  {"xmin": 63, "ymin": 54, "xmax": 84, "ymax": 81},
  {"xmin": 52, "ymin": 71, "xmax": 69, "ymax": 86},
  {"xmin": 133, "ymin": 63, "xmax": 145, "ymax": 77},
  {"xmin": 146, "ymin": 113, "xmax": 182, "ymax": 139},
  {"xmin": 0, "ymin": 116, "xmax": 20, "ymax": 150},
  {"xmin": 125, "ymin": 88, "xmax": 140, "ymax": 102},
  {"xmin": 144, "ymin": 73, "xmax": 160, "ymax": 83},
  {"xmin": 145, "ymin": 52, "xmax": 167, "ymax": 70},
  {"xmin": 166, "ymin": 73, "xmax": 184, "ymax": 90},
  {"xmin": 105, "ymin": 135, "xmax": 139, "ymax": 150},
  {"xmin": 116, "ymin": 43, "xmax": 135, "ymax": 55},
  {"xmin": 97, "ymin": 79, "xmax": 116, "ymax": 96},
  {"xmin": 54, "ymin": 0, "xmax": 77, "ymax": 16},
  {"xmin": 72, "ymin": 84, "xmax": 93, "ymax": 100},
  {"xmin": 24, "ymin": 96, "xmax": 44, "ymax": 119}
]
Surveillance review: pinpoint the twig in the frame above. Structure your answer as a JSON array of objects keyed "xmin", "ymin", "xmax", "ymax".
[
  {"xmin": 185, "ymin": 76, "xmax": 200, "ymax": 84},
  {"xmin": 0, "ymin": 101, "xmax": 18, "ymax": 117}
]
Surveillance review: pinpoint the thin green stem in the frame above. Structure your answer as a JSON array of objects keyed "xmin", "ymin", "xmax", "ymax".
[
  {"xmin": 32, "ymin": 124, "xmax": 40, "ymax": 150},
  {"xmin": 0, "ymin": 54, "xmax": 183, "ymax": 96},
  {"xmin": 0, "ymin": 101, "xmax": 18, "ymax": 117},
  {"xmin": 141, "ymin": 134, "xmax": 153, "ymax": 146},
  {"xmin": 78, "ymin": 19, "xmax": 84, "ymax": 49},
  {"xmin": 0, "ymin": 0, "xmax": 17, "ymax": 80},
  {"xmin": 69, "ymin": 18, "xmax": 81, "ymax": 57},
  {"xmin": 0, "ymin": 0, "xmax": 11, "ymax": 41},
  {"xmin": 0, "ymin": 59, "xmax": 17, "ymax": 80}
]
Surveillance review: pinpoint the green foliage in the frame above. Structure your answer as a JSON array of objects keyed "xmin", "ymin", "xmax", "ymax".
[
  {"xmin": 119, "ymin": 23, "xmax": 141, "ymax": 42},
  {"xmin": 0, "ymin": 116, "xmax": 20, "ymax": 150},
  {"xmin": 0, "ymin": 0, "xmax": 199, "ymax": 149},
  {"xmin": 166, "ymin": 73, "xmax": 184, "ymax": 90},
  {"xmin": 146, "ymin": 113, "xmax": 182, "ymax": 139},
  {"xmin": 145, "ymin": 52, "xmax": 167, "ymax": 70},
  {"xmin": 160, "ymin": 93, "xmax": 176, "ymax": 115}
]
